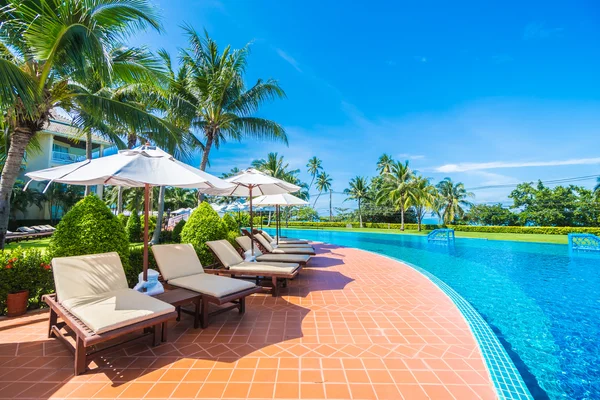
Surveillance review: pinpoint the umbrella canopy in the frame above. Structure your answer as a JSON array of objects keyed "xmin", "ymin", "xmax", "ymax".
[
  {"xmin": 216, "ymin": 168, "xmax": 301, "ymax": 252},
  {"xmin": 225, "ymin": 200, "xmax": 248, "ymax": 212},
  {"xmin": 25, "ymin": 144, "xmax": 234, "ymax": 282},
  {"xmin": 252, "ymin": 193, "xmax": 308, "ymax": 244}
]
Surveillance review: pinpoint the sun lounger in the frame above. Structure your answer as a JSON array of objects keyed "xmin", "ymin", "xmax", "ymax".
[
  {"xmin": 235, "ymin": 236, "xmax": 311, "ymax": 265},
  {"xmin": 206, "ymin": 240, "xmax": 299, "ymax": 297},
  {"xmin": 42, "ymin": 225, "xmax": 56, "ymax": 231},
  {"xmin": 16, "ymin": 226, "xmax": 37, "ymax": 233},
  {"xmin": 44, "ymin": 252, "xmax": 177, "ymax": 375},
  {"xmin": 151, "ymin": 244, "xmax": 262, "ymax": 327},
  {"xmin": 257, "ymin": 230, "xmax": 310, "ymax": 245},
  {"xmin": 246, "ymin": 231, "xmax": 316, "ymax": 255}
]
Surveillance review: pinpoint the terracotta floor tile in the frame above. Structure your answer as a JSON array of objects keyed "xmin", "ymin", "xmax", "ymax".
[
  {"xmin": 422, "ymin": 384, "xmax": 454, "ymax": 400},
  {"xmin": 324, "ymin": 383, "xmax": 351, "ymax": 399},
  {"xmin": 301, "ymin": 369, "xmax": 323, "ymax": 383},
  {"xmin": 344, "ymin": 369, "xmax": 370, "ymax": 383},
  {"xmin": 348, "ymin": 383, "xmax": 377, "ymax": 400},
  {"xmin": 230, "ymin": 368, "xmax": 255, "ymax": 382},
  {"xmin": 277, "ymin": 369, "xmax": 299, "ymax": 383},
  {"xmin": 92, "ymin": 383, "xmax": 129, "ymax": 398},
  {"xmin": 300, "ymin": 383, "xmax": 325, "ymax": 399},
  {"xmin": 223, "ymin": 382, "xmax": 251, "ymax": 398},
  {"xmin": 207, "ymin": 368, "xmax": 233, "ymax": 382},
  {"xmin": 275, "ymin": 382, "xmax": 299, "ymax": 398},
  {"xmin": 197, "ymin": 382, "xmax": 227, "ymax": 399},
  {"xmin": 248, "ymin": 382, "xmax": 275, "ymax": 398},
  {"xmin": 171, "ymin": 382, "xmax": 202, "ymax": 398},
  {"xmin": 253, "ymin": 369, "xmax": 278, "ymax": 383},
  {"xmin": 143, "ymin": 383, "xmax": 177, "ymax": 399},
  {"xmin": 118, "ymin": 382, "xmax": 152, "ymax": 398},
  {"xmin": 66, "ymin": 382, "xmax": 106, "ymax": 398}
]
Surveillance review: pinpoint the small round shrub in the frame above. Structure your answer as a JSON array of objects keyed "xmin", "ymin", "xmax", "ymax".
[
  {"xmin": 172, "ymin": 219, "xmax": 186, "ymax": 243},
  {"xmin": 180, "ymin": 202, "xmax": 227, "ymax": 265},
  {"xmin": 142, "ymin": 215, "xmax": 157, "ymax": 237},
  {"xmin": 48, "ymin": 195, "xmax": 130, "ymax": 276},
  {"xmin": 126, "ymin": 211, "xmax": 142, "ymax": 242},
  {"xmin": 116, "ymin": 213, "xmax": 128, "ymax": 227},
  {"xmin": 222, "ymin": 213, "xmax": 239, "ymax": 233}
]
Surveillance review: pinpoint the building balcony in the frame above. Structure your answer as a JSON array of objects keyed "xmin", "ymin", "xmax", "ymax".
[{"xmin": 51, "ymin": 150, "xmax": 99, "ymax": 164}]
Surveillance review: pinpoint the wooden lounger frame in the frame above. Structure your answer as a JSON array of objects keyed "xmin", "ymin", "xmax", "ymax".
[
  {"xmin": 43, "ymin": 294, "xmax": 177, "ymax": 375},
  {"xmin": 163, "ymin": 282, "xmax": 262, "ymax": 328},
  {"xmin": 206, "ymin": 247, "xmax": 299, "ymax": 297}
]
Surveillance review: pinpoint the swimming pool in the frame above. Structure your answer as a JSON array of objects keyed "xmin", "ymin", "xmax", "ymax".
[{"xmin": 265, "ymin": 228, "xmax": 600, "ymax": 400}]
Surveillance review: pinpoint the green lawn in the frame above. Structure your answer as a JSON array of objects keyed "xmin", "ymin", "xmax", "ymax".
[
  {"xmin": 283, "ymin": 226, "xmax": 569, "ymax": 244},
  {"xmin": 4, "ymin": 239, "xmax": 145, "ymax": 253}
]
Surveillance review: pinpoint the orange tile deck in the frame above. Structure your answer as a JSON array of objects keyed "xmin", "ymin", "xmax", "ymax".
[{"xmin": 0, "ymin": 244, "xmax": 497, "ymax": 399}]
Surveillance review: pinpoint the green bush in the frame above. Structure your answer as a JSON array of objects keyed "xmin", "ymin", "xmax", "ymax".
[
  {"xmin": 0, "ymin": 247, "xmax": 52, "ymax": 315},
  {"xmin": 283, "ymin": 221, "xmax": 439, "ymax": 230},
  {"xmin": 222, "ymin": 213, "xmax": 239, "ymax": 232},
  {"xmin": 226, "ymin": 230, "xmax": 240, "ymax": 247},
  {"xmin": 172, "ymin": 219, "xmax": 186, "ymax": 243},
  {"xmin": 127, "ymin": 246, "xmax": 158, "ymax": 287},
  {"xmin": 180, "ymin": 202, "xmax": 228, "ymax": 265},
  {"xmin": 142, "ymin": 215, "xmax": 157, "ymax": 237},
  {"xmin": 126, "ymin": 211, "xmax": 142, "ymax": 242},
  {"xmin": 116, "ymin": 213, "xmax": 128, "ymax": 227},
  {"xmin": 48, "ymin": 195, "xmax": 131, "ymax": 276}
]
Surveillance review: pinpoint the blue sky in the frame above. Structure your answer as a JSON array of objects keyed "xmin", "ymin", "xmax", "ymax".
[{"xmin": 132, "ymin": 0, "xmax": 600, "ymax": 214}]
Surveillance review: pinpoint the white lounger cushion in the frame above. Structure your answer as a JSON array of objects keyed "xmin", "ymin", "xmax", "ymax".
[
  {"xmin": 229, "ymin": 261, "xmax": 299, "ymax": 275},
  {"xmin": 255, "ymin": 235, "xmax": 316, "ymax": 255},
  {"xmin": 168, "ymin": 273, "xmax": 256, "ymax": 298},
  {"xmin": 205, "ymin": 240, "xmax": 244, "ymax": 268},
  {"xmin": 152, "ymin": 243, "xmax": 204, "ymax": 281},
  {"xmin": 62, "ymin": 289, "xmax": 174, "ymax": 334},
  {"xmin": 261, "ymin": 231, "xmax": 308, "ymax": 244},
  {"xmin": 256, "ymin": 254, "xmax": 311, "ymax": 264},
  {"xmin": 271, "ymin": 243, "xmax": 313, "ymax": 248},
  {"xmin": 52, "ymin": 252, "xmax": 129, "ymax": 303}
]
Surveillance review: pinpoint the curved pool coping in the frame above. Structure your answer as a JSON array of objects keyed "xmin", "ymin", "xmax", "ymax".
[{"xmin": 357, "ymin": 248, "xmax": 533, "ymax": 400}]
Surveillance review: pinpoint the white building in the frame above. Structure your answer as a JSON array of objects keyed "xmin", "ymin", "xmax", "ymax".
[{"xmin": 19, "ymin": 115, "xmax": 113, "ymax": 220}]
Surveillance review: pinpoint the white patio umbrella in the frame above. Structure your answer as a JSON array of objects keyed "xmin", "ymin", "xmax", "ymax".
[
  {"xmin": 25, "ymin": 144, "xmax": 234, "ymax": 282},
  {"xmin": 215, "ymin": 168, "xmax": 301, "ymax": 253},
  {"xmin": 252, "ymin": 193, "xmax": 308, "ymax": 244}
]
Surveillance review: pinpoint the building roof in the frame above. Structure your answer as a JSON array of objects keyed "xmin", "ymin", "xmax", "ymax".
[{"xmin": 43, "ymin": 115, "xmax": 113, "ymax": 146}]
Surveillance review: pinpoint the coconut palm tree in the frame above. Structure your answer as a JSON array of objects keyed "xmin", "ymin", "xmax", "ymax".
[
  {"xmin": 252, "ymin": 152, "xmax": 298, "ymax": 180},
  {"xmin": 376, "ymin": 154, "xmax": 394, "ymax": 175},
  {"xmin": 306, "ymin": 157, "xmax": 323, "ymax": 192},
  {"xmin": 344, "ymin": 176, "xmax": 370, "ymax": 228},
  {"xmin": 409, "ymin": 175, "xmax": 437, "ymax": 231},
  {"xmin": 313, "ymin": 172, "xmax": 332, "ymax": 211},
  {"xmin": 436, "ymin": 177, "xmax": 474, "ymax": 225},
  {"xmin": 165, "ymin": 188, "xmax": 197, "ymax": 210},
  {"xmin": 177, "ymin": 28, "xmax": 287, "ymax": 178},
  {"xmin": 0, "ymin": 0, "xmax": 173, "ymax": 247},
  {"xmin": 377, "ymin": 160, "xmax": 414, "ymax": 230}
]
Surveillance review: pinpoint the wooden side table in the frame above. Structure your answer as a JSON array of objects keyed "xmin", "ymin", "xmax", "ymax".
[{"xmin": 153, "ymin": 288, "xmax": 201, "ymax": 331}]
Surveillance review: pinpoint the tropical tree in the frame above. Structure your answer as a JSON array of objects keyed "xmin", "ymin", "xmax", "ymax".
[
  {"xmin": 9, "ymin": 180, "xmax": 45, "ymax": 220},
  {"xmin": 221, "ymin": 167, "xmax": 240, "ymax": 178},
  {"xmin": 344, "ymin": 176, "xmax": 370, "ymax": 228},
  {"xmin": 409, "ymin": 175, "xmax": 437, "ymax": 231},
  {"xmin": 306, "ymin": 157, "xmax": 323, "ymax": 192},
  {"xmin": 165, "ymin": 188, "xmax": 197, "ymax": 210},
  {"xmin": 376, "ymin": 154, "xmax": 394, "ymax": 175},
  {"xmin": 313, "ymin": 172, "xmax": 332, "ymax": 211},
  {"xmin": 0, "ymin": 0, "xmax": 172, "ymax": 247},
  {"xmin": 377, "ymin": 160, "xmax": 414, "ymax": 230},
  {"xmin": 178, "ymin": 28, "xmax": 287, "ymax": 183},
  {"xmin": 436, "ymin": 177, "xmax": 474, "ymax": 225}
]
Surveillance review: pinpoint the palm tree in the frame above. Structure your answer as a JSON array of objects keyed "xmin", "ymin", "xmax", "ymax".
[
  {"xmin": 221, "ymin": 167, "xmax": 240, "ymax": 178},
  {"xmin": 436, "ymin": 177, "xmax": 474, "ymax": 225},
  {"xmin": 376, "ymin": 154, "xmax": 394, "ymax": 175},
  {"xmin": 409, "ymin": 175, "xmax": 437, "ymax": 231},
  {"xmin": 313, "ymin": 172, "xmax": 332, "ymax": 212},
  {"xmin": 344, "ymin": 176, "xmax": 370, "ymax": 228},
  {"xmin": 252, "ymin": 153, "xmax": 298, "ymax": 180},
  {"xmin": 377, "ymin": 160, "xmax": 414, "ymax": 230},
  {"xmin": 0, "ymin": 0, "xmax": 172, "ymax": 247},
  {"xmin": 306, "ymin": 157, "xmax": 323, "ymax": 192},
  {"xmin": 594, "ymin": 177, "xmax": 600, "ymax": 197},
  {"xmin": 178, "ymin": 28, "xmax": 287, "ymax": 180}
]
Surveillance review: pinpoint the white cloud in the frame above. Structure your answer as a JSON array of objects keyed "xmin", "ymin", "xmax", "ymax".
[
  {"xmin": 523, "ymin": 22, "xmax": 564, "ymax": 40},
  {"xmin": 397, "ymin": 153, "xmax": 425, "ymax": 160},
  {"xmin": 433, "ymin": 158, "xmax": 600, "ymax": 173},
  {"xmin": 274, "ymin": 48, "xmax": 302, "ymax": 73}
]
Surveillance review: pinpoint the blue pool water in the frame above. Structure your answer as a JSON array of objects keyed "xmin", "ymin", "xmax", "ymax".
[{"xmin": 265, "ymin": 228, "xmax": 600, "ymax": 400}]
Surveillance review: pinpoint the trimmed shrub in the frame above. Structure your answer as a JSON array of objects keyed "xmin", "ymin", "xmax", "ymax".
[
  {"xmin": 116, "ymin": 213, "xmax": 129, "ymax": 227},
  {"xmin": 0, "ymin": 247, "xmax": 52, "ymax": 315},
  {"xmin": 226, "ymin": 230, "xmax": 239, "ymax": 247},
  {"xmin": 172, "ymin": 219, "xmax": 186, "ymax": 243},
  {"xmin": 142, "ymin": 215, "xmax": 157, "ymax": 238},
  {"xmin": 126, "ymin": 211, "xmax": 142, "ymax": 242},
  {"xmin": 222, "ymin": 213, "xmax": 239, "ymax": 233},
  {"xmin": 48, "ymin": 195, "xmax": 130, "ymax": 276},
  {"xmin": 127, "ymin": 246, "xmax": 158, "ymax": 287},
  {"xmin": 180, "ymin": 202, "xmax": 228, "ymax": 265}
]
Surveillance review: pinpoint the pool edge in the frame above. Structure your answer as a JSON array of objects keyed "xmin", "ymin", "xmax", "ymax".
[{"xmin": 357, "ymin": 248, "xmax": 534, "ymax": 400}]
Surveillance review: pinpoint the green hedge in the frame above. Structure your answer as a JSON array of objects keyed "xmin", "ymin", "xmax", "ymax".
[
  {"xmin": 283, "ymin": 221, "xmax": 600, "ymax": 235},
  {"xmin": 126, "ymin": 211, "xmax": 142, "ymax": 242},
  {"xmin": 0, "ymin": 247, "xmax": 53, "ymax": 315},
  {"xmin": 172, "ymin": 219, "xmax": 186, "ymax": 243},
  {"xmin": 180, "ymin": 202, "xmax": 228, "ymax": 265}
]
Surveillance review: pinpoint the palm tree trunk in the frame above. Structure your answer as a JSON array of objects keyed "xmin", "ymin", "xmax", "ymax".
[
  {"xmin": 358, "ymin": 198, "xmax": 363, "ymax": 228},
  {"xmin": 198, "ymin": 132, "xmax": 214, "ymax": 204},
  {"xmin": 84, "ymin": 131, "xmax": 92, "ymax": 196},
  {"xmin": 0, "ymin": 127, "xmax": 34, "ymax": 248},
  {"xmin": 127, "ymin": 132, "xmax": 137, "ymax": 149},
  {"xmin": 417, "ymin": 209, "xmax": 422, "ymax": 231},
  {"xmin": 400, "ymin": 204, "xmax": 405, "ymax": 231},
  {"xmin": 151, "ymin": 186, "xmax": 165, "ymax": 244},
  {"xmin": 267, "ymin": 211, "xmax": 272, "ymax": 226},
  {"xmin": 117, "ymin": 187, "xmax": 123, "ymax": 214},
  {"xmin": 329, "ymin": 190, "xmax": 332, "ymax": 221},
  {"xmin": 312, "ymin": 191, "xmax": 321, "ymax": 208}
]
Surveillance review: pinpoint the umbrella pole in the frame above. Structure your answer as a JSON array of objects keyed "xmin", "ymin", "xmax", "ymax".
[
  {"xmin": 249, "ymin": 186, "xmax": 254, "ymax": 254},
  {"xmin": 143, "ymin": 183, "xmax": 150, "ymax": 283},
  {"xmin": 276, "ymin": 205, "xmax": 280, "ymax": 245}
]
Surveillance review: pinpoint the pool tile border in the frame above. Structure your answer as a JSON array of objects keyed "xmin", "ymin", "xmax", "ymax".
[{"xmin": 362, "ymin": 249, "xmax": 533, "ymax": 400}]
